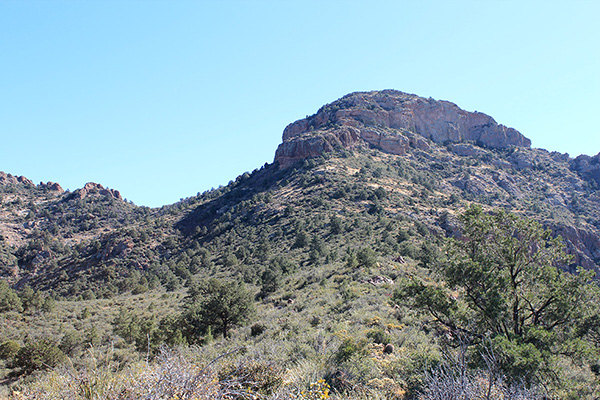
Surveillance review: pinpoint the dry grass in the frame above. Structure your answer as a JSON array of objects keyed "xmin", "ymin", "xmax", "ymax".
[
  {"xmin": 7, "ymin": 345, "xmax": 407, "ymax": 400},
  {"xmin": 418, "ymin": 367, "xmax": 544, "ymax": 400}
]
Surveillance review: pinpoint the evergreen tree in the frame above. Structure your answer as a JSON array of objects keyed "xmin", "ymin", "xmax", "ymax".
[
  {"xmin": 183, "ymin": 278, "xmax": 255, "ymax": 340},
  {"xmin": 395, "ymin": 205, "xmax": 598, "ymax": 383}
]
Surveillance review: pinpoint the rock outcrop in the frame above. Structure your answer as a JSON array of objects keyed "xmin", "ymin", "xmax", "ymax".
[
  {"xmin": 552, "ymin": 224, "xmax": 600, "ymax": 273},
  {"xmin": 74, "ymin": 182, "xmax": 122, "ymax": 200},
  {"xmin": 275, "ymin": 90, "xmax": 531, "ymax": 167},
  {"xmin": 571, "ymin": 153, "xmax": 600, "ymax": 188},
  {"xmin": 39, "ymin": 181, "xmax": 65, "ymax": 193},
  {"xmin": 0, "ymin": 171, "xmax": 34, "ymax": 186}
]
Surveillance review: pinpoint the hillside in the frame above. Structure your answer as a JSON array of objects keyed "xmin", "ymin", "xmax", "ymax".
[
  {"xmin": 1, "ymin": 90, "xmax": 600, "ymax": 398},
  {"xmin": 1, "ymin": 91, "xmax": 599, "ymax": 296}
]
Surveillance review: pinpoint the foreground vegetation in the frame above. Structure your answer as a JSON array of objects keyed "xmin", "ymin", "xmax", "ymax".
[{"xmin": 3, "ymin": 205, "xmax": 600, "ymax": 399}]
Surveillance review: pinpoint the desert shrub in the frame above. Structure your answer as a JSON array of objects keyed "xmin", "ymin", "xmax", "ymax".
[
  {"xmin": 131, "ymin": 283, "xmax": 148, "ymax": 295},
  {"xmin": 250, "ymin": 323, "xmax": 268, "ymax": 337},
  {"xmin": 366, "ymin": 328, "xmax": 391, "ymax": 345},
  {"xmin": 152, "ymin": 314, "xmax": 187, "ymax": 348},
  {"xmin": 356, "ymin": 248, "xmax": 377, "ymax": 269},
  {"xmin": 398, "ymin": 242, "xmax": 417, "ymax": 259},
  {"xmin": 218, "ymin": 358, "xmax": 284, "ymax": 396},
  {"xmin": 420, "ymin": 364, "xmax": 545, "ymax": 400},
  {"xmin": 0, "ymin": 280, "xmax": 23, "ymax": 312},
  {"xmin": 19, "ymin": 284, "xmax": 43, "ymax": 311},
  {"xmin": 293, "ymin": 230, "xmax": 310, "ymax": 249},
  {"xmin": 334, "ymin": 336, "xmax": 368, "ymax": 364},
  {"xmin": 396, "ymin": 229, "xmax": 410, "ymax": 243},
  {"xmin": 260, "ymin": 264, "xmax": 282, "ymax": 296},
  {"xmin": 13, "ymin": 338, "xmax": 66, "ymax": 375},
  {"xmin": 59, "ymin": 330, "xmax": 82, "ymax": 357},
  {"xmin": 112, "ymin": 307, "xmax": 157, "ymax": 351},
  {"xmin": 0, "ymin": 340, "xmax": 20, "ymax": 361}
]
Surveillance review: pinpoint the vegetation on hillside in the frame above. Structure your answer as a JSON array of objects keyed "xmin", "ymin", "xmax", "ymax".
[{"xmin": 1, "ymin": 139, "xmax": 600, "ymax": 398}]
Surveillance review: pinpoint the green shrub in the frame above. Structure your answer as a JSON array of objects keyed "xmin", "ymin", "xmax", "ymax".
[
  {"xmin": 250, "ymin": 323, "xmax": 267, "ymax": 337},
  {"xmin": 366, "ymin": 327, "xmax": 391, "ymax": 345},
  {"xmin": 0, "ymin": 340, "xmax": 20, "ymax": 361},
  {"xmin": 183, "ymin": 278, "xmax": 255, "ymax": 340},
  {"xmin": 13, "ymin": 338, "xmax": 66, "ymax": 375},
  {"xmin": 0, "ymin": 281, "xmax": 23, "ymax": 312},
  {"xmin": 356, "ymin": 247, "xmax": 377, "ymax": 269},
  {"xmin": 335, "ymin": 336, "xmax": 368, "ymax": 364}
]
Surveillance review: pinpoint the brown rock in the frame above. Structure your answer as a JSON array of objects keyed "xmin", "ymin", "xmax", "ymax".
[
  {"xmin": 453, "ymin": 176, "xmax": 489, "ymax": 196},
  {"xmin": 450, "ymin": 143, "xmax": 484, "ymax": 157},
  {"xmin": 99, "ymin": 238, "xmax": 134, "ymax": 261},
  {"xmin": 492, "ymin": 172, "xmax": 523, "ymax": 199},
  {"xmin": 367, "ymin": 275, "xmax": 394, "ymax": 285},
  {"xmin": 362, "ymin": 128, "xmax": 410, "ymax": 155},
  {"xmin": 511, "ymin": 150, "xmax": 535, "ymax": 169},
  {"xmin": 383, "ymin": 344, "xmax": 394, "ymax": 354},
  {"xmin": 275, "ymin": 127, "xmax": 361, "ymax": 168}
]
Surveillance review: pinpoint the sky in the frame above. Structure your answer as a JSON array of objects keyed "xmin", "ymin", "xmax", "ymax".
[{"xmin": 1, "ymin": 1, "xmax": 599, "ymax": 207}]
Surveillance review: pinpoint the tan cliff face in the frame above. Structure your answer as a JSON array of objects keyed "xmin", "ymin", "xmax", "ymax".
[{"xmin": 275, "ymin": 90, "xmax": 531, "ymax": 167}]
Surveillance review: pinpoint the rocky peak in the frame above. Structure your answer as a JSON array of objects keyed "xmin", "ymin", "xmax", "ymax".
[
  {"xmin": 74, "ymin": 182, "xmax": 122, "ymax": 200},
  {"xmin": 275, "ymin": 90, "xmax": 531, "ymax": 167},
  {"xmin": 0, "ymin": 171, "xmax": 34, "ymax": 186}
]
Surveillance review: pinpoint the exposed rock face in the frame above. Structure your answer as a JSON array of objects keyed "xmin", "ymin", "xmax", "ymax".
[
  {"xmin": 275, "ymin": 90, "xmax": 531, "ymax": 167},
  {"xmin": 492, "ymin": 171, "xmax": 524, "ymax": 199},
  {"xmin": 0, "ymin": 173, "xmax": 65, "ymax": 193},
  {"xmin": 39, "ymin": 181, "xmax": 65, "ymax": 193},
  {"xmin": 552, "ymin": 224, "xmax": 600, "ymax": 273},
  {"xmin": 74, "ymin": 182, "xmax": 122, "ymax": 200},
  {"xmin": 450, "ymin": 143, "xmax": 484, "ymax": 157},
  {"xmin": 571, "ymin": 153, "xmax": 600, "ymax": 187},
  {"xmin": 0, "ymin": 171, "xmax": 34, "ymax": 186}
]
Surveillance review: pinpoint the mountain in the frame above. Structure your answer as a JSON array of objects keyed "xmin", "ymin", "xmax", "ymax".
[
  {"xmin": 2, "ymin": 90, "xmax": 600, "ymax": 398},
  {"xmin": 273, "ymin": 90, "xmax": 600, "ymax": 270},
  {"xmin": 1, "ymin": 90, "xmax": 599, "ymax": 299}
]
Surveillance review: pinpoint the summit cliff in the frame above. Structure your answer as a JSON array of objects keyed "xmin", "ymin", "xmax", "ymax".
[{"xmin": 275, "ymin": 90, "xmax": 531, "ymax": 167}]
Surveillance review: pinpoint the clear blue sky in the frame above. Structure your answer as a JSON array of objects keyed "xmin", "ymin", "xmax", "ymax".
[{"xmin": 1, "ymin": 1, "xmax": 598, "ymax": 207}]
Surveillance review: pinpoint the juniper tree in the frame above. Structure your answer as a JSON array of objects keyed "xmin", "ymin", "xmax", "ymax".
[
  {"xmin": 395, "ymin": 205, "xmax": 598, "ymax": 383},
  {"xmin": 183, "ymin": 278, "xmax": 255, "ymax": 340}
]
